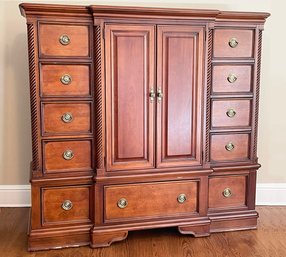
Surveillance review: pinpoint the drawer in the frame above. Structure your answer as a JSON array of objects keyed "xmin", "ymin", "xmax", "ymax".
[
  {"xmin": 104, "ymin": 181, "xmax": 198, "ymax": 221},
  {"xmin": 40, "ymin": 64, "xmax": 91, "ymax": 97},
  {"xmin": 43, "ymin": 140, "xmax": 92, "ymax": 173},
  {"xmin": 42, "ymin": 185, "xmax": 91, "ymax": 225},
  {"xmin": 209, "ymin": 175, "xmax": 247, "ymax": 209},
  {"xmin": 211, "ymin": 99, "xmax": 251, "ymax": 128},
  {"xmin": 210, "ymin": 134, "xmax": 250, "ymax": 162},
  {"xmin": 39, "ymin": 23, "xmax": 90, "ymax": 57},
  {"xmin": 212, "ymin": 65, "xmax": 252, "ymax": 93},
  {"xmin": 42, "ymin": 102, "xmax": 91, "ymax": 135},
  {"xmin": 213, "ymin": 29, "xmax": 254, "ymax": 58}
]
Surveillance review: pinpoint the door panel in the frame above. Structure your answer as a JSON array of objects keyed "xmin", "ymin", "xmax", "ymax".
[
  {"xmin": 157, "ymin": 25, "xmax": 204, "ymax": 168},
  {"xmin": 105, "ymin": 24, "xmax": 155, "ymax": 171}
]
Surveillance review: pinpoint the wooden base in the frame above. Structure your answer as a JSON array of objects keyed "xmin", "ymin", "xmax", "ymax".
[
  {"xmin": 28, "ymin": 212, "xmax": 258, "ymax": 250},
  {"xmin": 28, "ymin": 225, "xmax": 92, "ymax": 251}
]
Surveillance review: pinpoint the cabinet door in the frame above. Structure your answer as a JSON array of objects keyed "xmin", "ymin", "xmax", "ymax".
[
  {"xmin": 156, "ymin": 25, "xmax": 204, "ymax": 168},
  {"xmin": 105, "ymin": 24, "xmax": 155, "ymax": 171}
]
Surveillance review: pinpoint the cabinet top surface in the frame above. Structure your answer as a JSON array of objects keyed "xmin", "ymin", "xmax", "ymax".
[{"xmin": 19, "ymin": 3, "xmax": 270, "ymax": 22}]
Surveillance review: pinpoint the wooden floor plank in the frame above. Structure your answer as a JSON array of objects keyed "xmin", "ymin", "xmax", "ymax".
[{"xmin": 0, "ymin": 207, "xmax": 285, "ymax": 257}]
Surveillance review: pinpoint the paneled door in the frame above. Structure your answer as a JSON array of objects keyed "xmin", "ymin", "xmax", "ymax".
[
  {"xmin": 105, "ymin": 24, "xmax": 155, "ymax": 171},
  {"xmin": 156, "ymin": 25, "xmax": 204, "ymax": 168}
]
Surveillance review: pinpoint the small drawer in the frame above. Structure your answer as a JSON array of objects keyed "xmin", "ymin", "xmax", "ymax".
[
  {"xmin": 104, "ymin": 181, "xmax": 198, "ymax": 221},
  {"xmin": 42, "ymin": 185, "xmax": 91, "ymax": 225},
  {"xmin": 43, "ymin": 140, "xmax": 92, "ymax": 173},
  {"xmin": 42, "ymin": 102, "xmax": 91, "ymax": 135},
  {"xmin": 211, "ymin": 99, "xmax": 251, "ymax": 128},
  {"xmin": 39, "ymin": 23, "xmax": 90, "ymax": 58},
  {"xmin": 210, "ymin": 134, "xmax": 250, "ymax": 162},
  {"xmin": 209, "ymin": 175, "xmax": 247, "ymax": 209},
  {"xmin": 40, "ymin": 64, "xmax": 91, "ymax": 97},
  {"xmin": 212, "ymin": 65, "xmax": 252, "ymax": 93},
  {"xmin": 213, "ymin": 29, "xmax": 254, "ymax": 58}
]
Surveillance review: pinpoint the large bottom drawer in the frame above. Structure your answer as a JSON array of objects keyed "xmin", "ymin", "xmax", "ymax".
[{"xmin": 104, "ymin": 180, "xmax": 198, "ymax": 222}]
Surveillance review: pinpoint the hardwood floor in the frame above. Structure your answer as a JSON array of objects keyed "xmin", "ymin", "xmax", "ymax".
[{"xmin": 0, "ymin": 207, "xmax": 285, "ymax": 257}]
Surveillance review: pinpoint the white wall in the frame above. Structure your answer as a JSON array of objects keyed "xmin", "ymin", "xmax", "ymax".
[{"xmin": 0, "ymin": 0, "xmax": 284, "ymax": 187}]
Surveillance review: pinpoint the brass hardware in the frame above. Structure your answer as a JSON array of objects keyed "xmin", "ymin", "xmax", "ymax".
[
  {"xmin": 177, "ymin": 194, "xmax": 187, "ymax": 203},
  {"xmin": 61, "ymin": 112, "xmax": 73, "ymax": 123},
  {"xmin": 59, "ymin": 35, "xmax": 70, "ymax": 45},
  {"xmin": 149, "ymin": 89, "xmax": 156, "ymax": 102},
  {"xmin": 61, "ymin": 200, "xmax": 73, "ymax": 211},
  {"xmin": 226, "ymin": 108, "xmax": 236, "ymax": 118},
  {"xmin": 225, "ymin": 142, "xmax": 235, "ymax": 152},
  {"xmin": 227, "ymin": 74, "xmax": 237, "ymax": 83},
  {"xmin": 223, "ymin": 188, "xmax": 232, "ymax": 198},
  {"xmin": 63, "ymin": 149, "xmax": 74, "ymax": 160},
  {"xmin": 117, "ymin": 198, "xmax": 128, "ymax": 209},
  {"xmin": 229, "ymin": 37, "xmax": 238, "ymax": 48},
  {"xmin": 60, "ymin": 74, "xmax": 72, "ymax": 85},
  {"xmin": 157, "ymin": 89, "xmax": 163, "ymax": 102}
]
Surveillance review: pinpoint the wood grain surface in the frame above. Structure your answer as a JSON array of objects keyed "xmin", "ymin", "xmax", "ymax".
[{"xmin": 0, "ymin": 207, "xmax": 285, "ymax": 257}]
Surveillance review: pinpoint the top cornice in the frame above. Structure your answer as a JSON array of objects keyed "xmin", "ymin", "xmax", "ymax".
[{"xmin": 20, "ymin": 3, "xmax": 270, "ymax": 23}]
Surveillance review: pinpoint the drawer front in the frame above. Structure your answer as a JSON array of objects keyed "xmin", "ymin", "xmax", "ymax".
[
  {"xmin": 42, "ymin": 185, "xmax": 91, "ymax": 225},
  {"xmin": 39, "ymin": 24, "xmax": 90, "ymax": 57},
  {"xmin": 212, "ymin": 65, "xmax": 252, "ymax": 93},
  {"xmin": 212, "ymin": 99, "xmax": 251, "ymax": 128},
  {"xmin": 213, "ymin": 29, "xmax": 254, "ymax": 58},
  {"xmin": 41, "ymin": 64, "xmax": 90, "ymax": 97},
  {"xmin": 44, "ymin": 140, "xmax": 92, "ymax": 173},
  {"xmin": 209, "ymin": 176, "xmax": 247, "ymax": 209},
  {"xmin": 210, "ymin": 134, "xmax": 250, "ymax": 162},
  {"xmin": 105, "ymin": 181, "xmax": 198, "ymax": 221},
  {"xmin": 42, "ymin": 103, "xmax": 91, "ymax": 135}
]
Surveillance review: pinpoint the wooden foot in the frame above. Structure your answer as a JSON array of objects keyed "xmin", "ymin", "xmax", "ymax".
[
  {"xmin": 178, "ymin": 222, "xmax": 211, "ymax": 237},
  {"xmin": 90, "ymin": 230, "xmax": 128, "ymax": 248}
]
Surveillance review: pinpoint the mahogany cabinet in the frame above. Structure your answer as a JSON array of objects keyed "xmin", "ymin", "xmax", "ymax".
[{"xmin": 20, "ymin": 3, "xmax": 269, "ymax": 251}]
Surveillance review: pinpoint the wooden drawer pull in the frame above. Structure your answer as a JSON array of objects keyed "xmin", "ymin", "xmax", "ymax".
[
  {"xmin": 59, "ymin": 34, "xmax": 71, "ymax": 45},
  {"xmin": 229, "ymin": 37, "xmax": 238, "ymax": 48},
  {"xmin": 61, "ymin": 112, "xmax": 73, "ymax": 123},
  {"xmin": 63, "ymin": 149, "xmax": 74, "ymax": 160},
  {"xmin": 223, "ymin": 188, "xmax": 232, "ymax": 198},
  {"xmin": 117, "ymin": 198, "xmax": 128, "ymax": 209},
  {"xmin": 177, "ymin": 194, "xmax": 187, "ymax": 203},
  {"xmin": 61, "ymin": 200, "xmax": 73, "ymax": 211}
]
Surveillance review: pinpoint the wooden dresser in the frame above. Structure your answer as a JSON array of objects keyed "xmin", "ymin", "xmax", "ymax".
[{"xmin": 20, "ymin": 3, "xmax": 269, "ymax": 251}]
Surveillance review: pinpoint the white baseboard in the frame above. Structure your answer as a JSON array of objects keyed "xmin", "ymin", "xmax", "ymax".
[
  {"xmin": 256, "ymin": 183, "xmax": 286, "ymax": 205},
  {"xmin": 0, "ymin": 185, "xmax": 31, "ymax": 207},
  {"xmin": 0, "ymin": 184, "xmax": 285, "ymax": 207}
]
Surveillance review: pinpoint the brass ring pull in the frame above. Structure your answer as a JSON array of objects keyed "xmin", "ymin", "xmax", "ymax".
[
  {"xmin": 177, "ymin": 194, "xmax": 187, "ymax": 203},
  {"xmin": 61, "ymin": 200, "xmax": 73, "ymax": 211},
  {"xmin": 60, "ymin": 74, "xmax": 72, "ymax": 85},
  {"xmin": 63, "ymin": 149, "xmax": 74, "ymax": 160},
  {"xmin": 227, "ymin": 74, "xmax": 237, "ymax": 83},
  {"xmin": 229, "ymin": 37, "xmax": 238, "ymax": 48},
  {"xmin": 226, "ymin": 109, "xmax": 236, "ymax": 118},
  {"xmin": 117, "ymin": 198, "xmax": 128, "ymax": 209},
  {"xmin": 223, "ymin": 188, "xmax": 232, "ymax": 198},
  {"xmin": 59, "ymin": 34, "xmax": 70, "ymax": 45},
  {"xmin": 157, "ymin": 89, "xmax": 163, "ymax": 102},
  {"xmin": 61, "ymin": 112, "xmax": 73, "ymax": 123},
  {"xmin": 149, "ymin": 89, "xmax": 156, "ymax": 102},
  {"xmin": 225, "ymin": 142, "xmax": 235, "ymax": 152}
]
